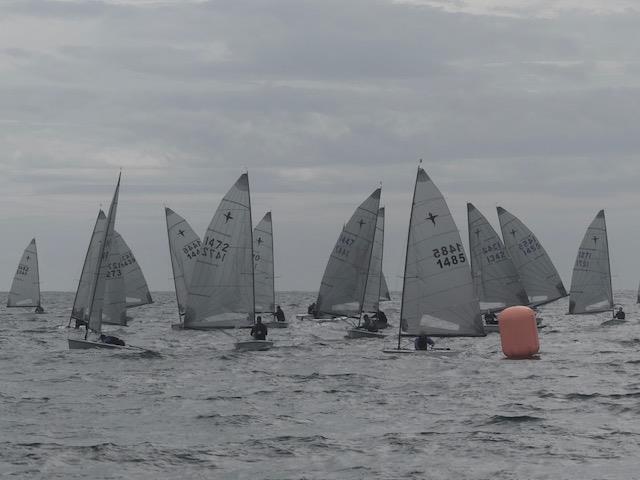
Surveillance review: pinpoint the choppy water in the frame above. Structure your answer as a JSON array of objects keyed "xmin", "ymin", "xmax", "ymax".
[{"xmin": 2, "ymin": 290, "xmax": 640, "ymax": 479}]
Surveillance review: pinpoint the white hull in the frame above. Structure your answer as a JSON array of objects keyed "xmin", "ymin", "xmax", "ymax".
[
  {"xmin": 174, "ymin": 323, "xmax": 252, "ymax": 330},
  {"xmin": 264, "ymin": 321, "xmax": 289, "ymax": 328},
  {"xmin": 235, "ymin": 340, "xmax": 273, "ymax": 351},
  {"xmin": 382, "ymin": 348, "xmax": 458, "ymax": 357},
  {"xmin": 484, "ymin": 323, "xmax": 547, "ymax": 334},
  {"xmin": 345, "ymin": 328, "xmax": 385, "ymax": 339},
  {"xmin": 68, "ymin": 338, "xmax": 156, "ymax": 353},
  {"xmin": 295, "ymin": 313, "xmax": 314, "ymax": 320}
]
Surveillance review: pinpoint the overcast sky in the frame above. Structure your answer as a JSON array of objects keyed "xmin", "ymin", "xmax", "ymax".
[{"xmin": 1, "ymin": 0, "xmax": 640, "ymax": 295}]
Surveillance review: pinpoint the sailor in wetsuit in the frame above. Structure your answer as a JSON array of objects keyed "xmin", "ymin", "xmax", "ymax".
[
  {"xmin": 614, "ymin": 307, "xmax": 626, "ymax": 320},
  {"xmin": 99, "ymin": 334, "xmax": 125, "ymax": 346},
  {"xmin": 360, "ymin": 314, "xmax": 378, "ymax": 332},
  {"xmin": 371, "ymin": 310, "xmax": 388, "ymax": 329},
  {"xmin": 275, "ymin": 305, "xmax": 286, "ymax": 322},
  {"xmin": 414, "ymin": 335, "xmax": 435, "ymax": 350},
  {"xmin": 484, "ymin": 311, "xmax": 498, "ymax": 325},
  {"xmin": 34, "ymin": 305, "xmax": 44, "ymax": 314},
  {"xmin": 251, "ymin": 316, "xmax": 268, "ymax": 340}
]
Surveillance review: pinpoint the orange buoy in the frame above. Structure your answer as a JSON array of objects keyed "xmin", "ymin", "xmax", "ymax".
[{"xmin": 499, "ymin": 306, "xmax": 539, "ymax": 359}]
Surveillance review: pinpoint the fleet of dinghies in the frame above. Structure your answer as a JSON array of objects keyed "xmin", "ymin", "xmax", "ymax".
[{"xmin": 9, "ymin": 165, "xmax": 629, "ymax": 354}]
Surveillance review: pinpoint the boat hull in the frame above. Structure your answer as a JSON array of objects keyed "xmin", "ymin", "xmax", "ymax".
[
  {"xmin": 382, "ymin": 348, "xmax": 458, "ymax": 357},
  {"xmin": 484, "ymin": 323, "xmax": 547, "ymax": 334},
  {"xmin": 68, "ymin": 339, "xmax": 156, "ymax": 353},
  {"xmin": 173, "ymin": 323, "xmax": 252, "ymax": 330},
  {"xmin": 235, "ymin": 340, "xmax": 273, "ymax": 352},
  {"xmin": 264, "ymin": 321, "xmax": 289, "ymax": 329},
  {"xmin": 345, "ymin": 328, "xmax": 385, "ymax": 339}
]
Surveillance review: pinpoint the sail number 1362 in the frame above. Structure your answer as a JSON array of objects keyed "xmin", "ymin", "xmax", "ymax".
[{"xmin": 433, "ymin": 243, "xmax": 466, "ymax": 268}]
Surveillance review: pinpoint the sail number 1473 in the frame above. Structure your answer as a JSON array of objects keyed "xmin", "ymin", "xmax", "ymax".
[{"xmin": 433, "ymin": 243, "xmax": 466, "ymax": 268}]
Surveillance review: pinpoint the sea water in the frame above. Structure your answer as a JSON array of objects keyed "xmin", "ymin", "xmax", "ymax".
[{"xmin": 1, "ymin": 290, "xmax": 639, "ymax": 479}]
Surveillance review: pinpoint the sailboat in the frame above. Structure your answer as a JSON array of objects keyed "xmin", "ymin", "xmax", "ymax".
[
  {"xmin": 467, "ymin": 203, "xmax": 528, "ymax": 332},
  {"xmin": 100, "ymin": 230, "xmax": 153, "ymax": 326},
  {"xmin": 568, "ymin": 210, "xmax": 613, "ymax": 315},
  {"xmin": 312, "ymin": 188, "xmax": 381, "ymax": 326},
  {"xmin": 379, "ymin": 272, "xmax": 392, "ymax": 301},
  {"xmin": 183, "ymin": 173, "xmax": 270, "ymax": 350},
  {"xmin": 253, "ymin": 212, "xmax": 285, "ymax": 328},
  {"xmin": 346, "ymin": 206, "xmax": 387, "ymax": 339},
  {"xmin": 68, "ymin": 174, "xmax": 152, "ymax": 352},
  {"xmin": 497, "ymin": 206, "xmax": 567, "ymax": 306},
  {"xmin": 165, "ymin": 207, "xmax": 201, "ymax": 328},
  {"xmin": 384, "ymin": 166, "xmax": 485, "ymax": 354},
  {"xmin": 7, "ymin": 238, "xmax": 43, "ymax": 313}
]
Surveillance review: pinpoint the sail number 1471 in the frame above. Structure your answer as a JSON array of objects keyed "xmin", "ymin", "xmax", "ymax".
[{"xmin": 433, "ymin": 243, "xmax": 466, "ymax": 268}]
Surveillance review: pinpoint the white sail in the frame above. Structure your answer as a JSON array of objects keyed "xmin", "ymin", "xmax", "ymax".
[
  {"xmin": 253, "ymin": 212, "xmax": 275, "ymax": 314},
  {"xmin": 362, "ymin": 207, "xmax": 385, "ymax": 313},
  {"xmin": 380, "ymin": 272, "xmax": 391, "ymax": 301},
  {"xmin": 165, "ymin": 207, "xmax": 201, "ymax": 317},
  {"xmin": 185, "ymin": 173, "xmax": 254, "ymax": 329},
  {"xmin": 497, "ymin": 206, "xmax": 567, "ymax": 305},
  {"xmin": 400, "ymin": 168, "xmax": 484, "ymax": 337},
  {"xmin": 467, "ymin": 203, "xmax": 528, "ymax": 311},
  {"xmin": 101, "ymin": 231, "xmax": 127, "ymax": 326},
  {"xmin": 568, "ymin": 210, "xmax": 613, "ymax": 314},
  {"xmin": 112, "ymin": 231, "xmax": 153, "ymax": 308},
  {"xmin": 70, "ymin": 210, "xmax": 108, "ymax": 324},
  {"xmin": 7, "ymin": 238, "xmax": 41, "ymax": 308},
  {"xmin": 316, "ymin": 188, "xmax": 381, "ymax": 317},
  {"xmin": 87, "ymin": 175, "xmax": 121, "ymax": 334}
]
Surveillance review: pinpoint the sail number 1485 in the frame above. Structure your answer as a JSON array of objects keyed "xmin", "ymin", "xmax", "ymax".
[{"xmin": 433, "ymin": 243, "xmax": 466, "ymax": 268}]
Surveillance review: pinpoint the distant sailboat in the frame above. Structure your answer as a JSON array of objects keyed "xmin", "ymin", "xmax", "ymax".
[
  {"xmin": 568, "ymin": 210, "xmax": 613, "ymax": 315},
  {"xmin": 314, "ymin": 188, "xmax": 381, "ymax": 320},
  {"xmin": 497, "ymin": 206, "xmax": 567, "ymax": 306},
  {"xmin": 68, "ymin": 174, "xmax": 151, "ymax": 351},
  {"xmin": 384, "ymin": 166, "xmax": 484, "ymax": 354},
  {"xmin": 165, "ymin": 207, "xmax": 201, "ymax": 327},
  {"xmin": 468, "ymin": 203, "xmax": 528, "ymax": 316},
  {"xmin": 7, "ymin": 238, "xmax": 43, "ymax": 313},
  {"xmin": 254, "ymin": 212, "xmax": 286, "ymax": 328}
]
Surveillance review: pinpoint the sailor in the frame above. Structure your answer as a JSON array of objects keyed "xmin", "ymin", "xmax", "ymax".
[
  {"xmin": 307, "ymin": 302, "xmax": 316, "ymax": 315},
  {"xmin": 251, "ymin": 316, "xmax": 268, "ymax": 340},
  {"xmin": 74, "ymin": 318, "xmax": 87, "ymax": 330},
  {"xmin": 372, "ymin": 310, "xmax": 388, "ymax": 328},
  {"xmin": 414, "ymin": 335, "xmax": 435, "ymax": 350},
  {"xmin": 275, "ymin": 305, "xmax": 286, "ymax": 323},
  {"xmin": 99, "ymin": 334, "xmax": 125, "ymax": 346},
  {"xmin": 361, "ymin": 314, "xmax": 378, "ymax": 332},
  {"xmin": 484, "ymin": 311, "xmax": 498, "ymax": 325},
  {"xmin": 34, "ymin": 305, "xmax": 44, "ymax": 314},
  {"xmin": 614, "ymin": 307, "xmax": 626, "ymax": 320}
]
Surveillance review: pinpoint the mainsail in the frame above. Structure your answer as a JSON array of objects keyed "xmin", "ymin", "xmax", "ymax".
[
  {"xmin": 497, "ymin": 206, "xmax": 567, "ymax": 305},
  {"xmin": 184, "ymin": 173, "xmax": 255, "ymax": 329},
  {"xmin": 165, "ymin": 207, "xmax": 201, "ymax": 317},
  {"xmin": 568, "ymin": 210, "xmax": 613, "ymax": 314},
  {"xmin": 113, "ymin": 231, "xmax": 153, "ymax": 308},
  {"xmin": 467, "ymin": 203, "xmax": 528, "ymax": 311},
  {"xmin": 316, "ymin": 188, "xmax": 381, "ymax": 318},
  {"xmin": 399, "ymin": 167, "xmax": 484, "ymax": 339},
  {"xmin": 70, "ymin": 210, "xmax": 108, "ymax": 324},
  {"xmin": 7, "ymin": 238, "xmax": 41, "ymax": 308},
  {"xmin": 380, "ymin": 272, "xmax": 391, "ymax": 301},
  {"xmin": 253, "ymin": 212, "xmax": 275, "ymax": 314},
  {"xmin": 362, "ymin": 207, "xmax": 385, "ymax": 313}
]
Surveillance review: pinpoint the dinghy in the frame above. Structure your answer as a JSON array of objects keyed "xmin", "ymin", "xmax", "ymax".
[
  {"xmin": 497, "ymin": 206, "xmax": 567, "ymax": 306},
  {"xmin": 165, "ymin": 207, "xmax": 201, "ymax": 329},
  {"xmin": 234, "ymin": 339, "xmax": 274, "ymax": 352},
  {"xmin": 67, "ymin": 174, "xmax": 155, "ymax": 353},
  {"xmin": 312, "ymin": 188, "xmax": 381, "ymax": 328},
  {"xmin": 383, "ymin": 165, "xmax": 485, "ymax": 354},
  {"xmin": 253, "ymin": 212, "xmax": 287, "ymax": 328},
  {"xmin": 568, "ymin": 210, "xmax": 614, "ymax": 314},
  {"xmin": 7, "ymin": 238, "xmax": 43, "ymax": 313}
]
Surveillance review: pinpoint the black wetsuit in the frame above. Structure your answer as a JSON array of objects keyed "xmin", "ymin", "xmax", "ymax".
[
  {"xmin": 100, "ymin": 335, "xmax": 125, "ymax": 346},
  {"xmin": 275, "ymin": 308, "xmax": 286, "ymax": 322},
  {"xmin": 251, "ymin": 323, "xmax": 268, "ymax": 340},
  {"xmin": 414, "ymin": 336, "xmax": 434, "ymax": 350},
  {"xmin": 615, "ymin": 310, "xmax": 626, "ymax": 320}
]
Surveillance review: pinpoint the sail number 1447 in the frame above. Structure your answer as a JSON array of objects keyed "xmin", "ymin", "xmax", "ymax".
[{"xmin": 433, "ymin": 243, "xmax": 466, "ymax": 268}]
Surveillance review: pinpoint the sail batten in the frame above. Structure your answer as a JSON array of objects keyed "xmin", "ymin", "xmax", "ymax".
[
  {"xmin": 568, "ymin": 210, "xmax": 613, "ymax": 314},
  {"xmin": 7, "ymin": 239, "xmax": 41, "ymax": 308},
  {"xmin": 497, "ymin": 206, "xmax": 567, "ymax": 305},
  {"xmin": 316, "ymin": 188, "xmax": 381, "ymax": 318},
  {"xmin": 399, "ymin": 167, "xmax": 484, "ymax": 338}
]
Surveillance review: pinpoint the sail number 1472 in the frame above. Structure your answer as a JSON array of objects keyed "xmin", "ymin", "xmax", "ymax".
[{"xmin": 433, "ymin": 243, "xmax": 466, "ymax": 268}]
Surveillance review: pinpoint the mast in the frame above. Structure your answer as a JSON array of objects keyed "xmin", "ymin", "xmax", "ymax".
[
  {"xmin": 248, "ymin": 173, "xmax": 256, "ymax": 323},
  {"xmin": 377, "ymin": 207, "xmax": 385, "ymax": 306},
  {"xmin": 165, "ymin": 207, "xmax": 183, "ymax": 322},
  {"xmin": 34, "ymin": 239, "xmax": 41, "ymax": 308},
  {"xmin": 357, "ymin": 204, "xmax": 381, "ymax": 326},
  {"xmin": 269, "ymin": 212, "xmax": 276, "ymax": 316},
  {"xmin": 397, "ymin": 163, "xmax": 421, "ymax": 350},
  {"xmin": 603, "ymin": 210, "xmax": 614, "ymax": 311}
]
